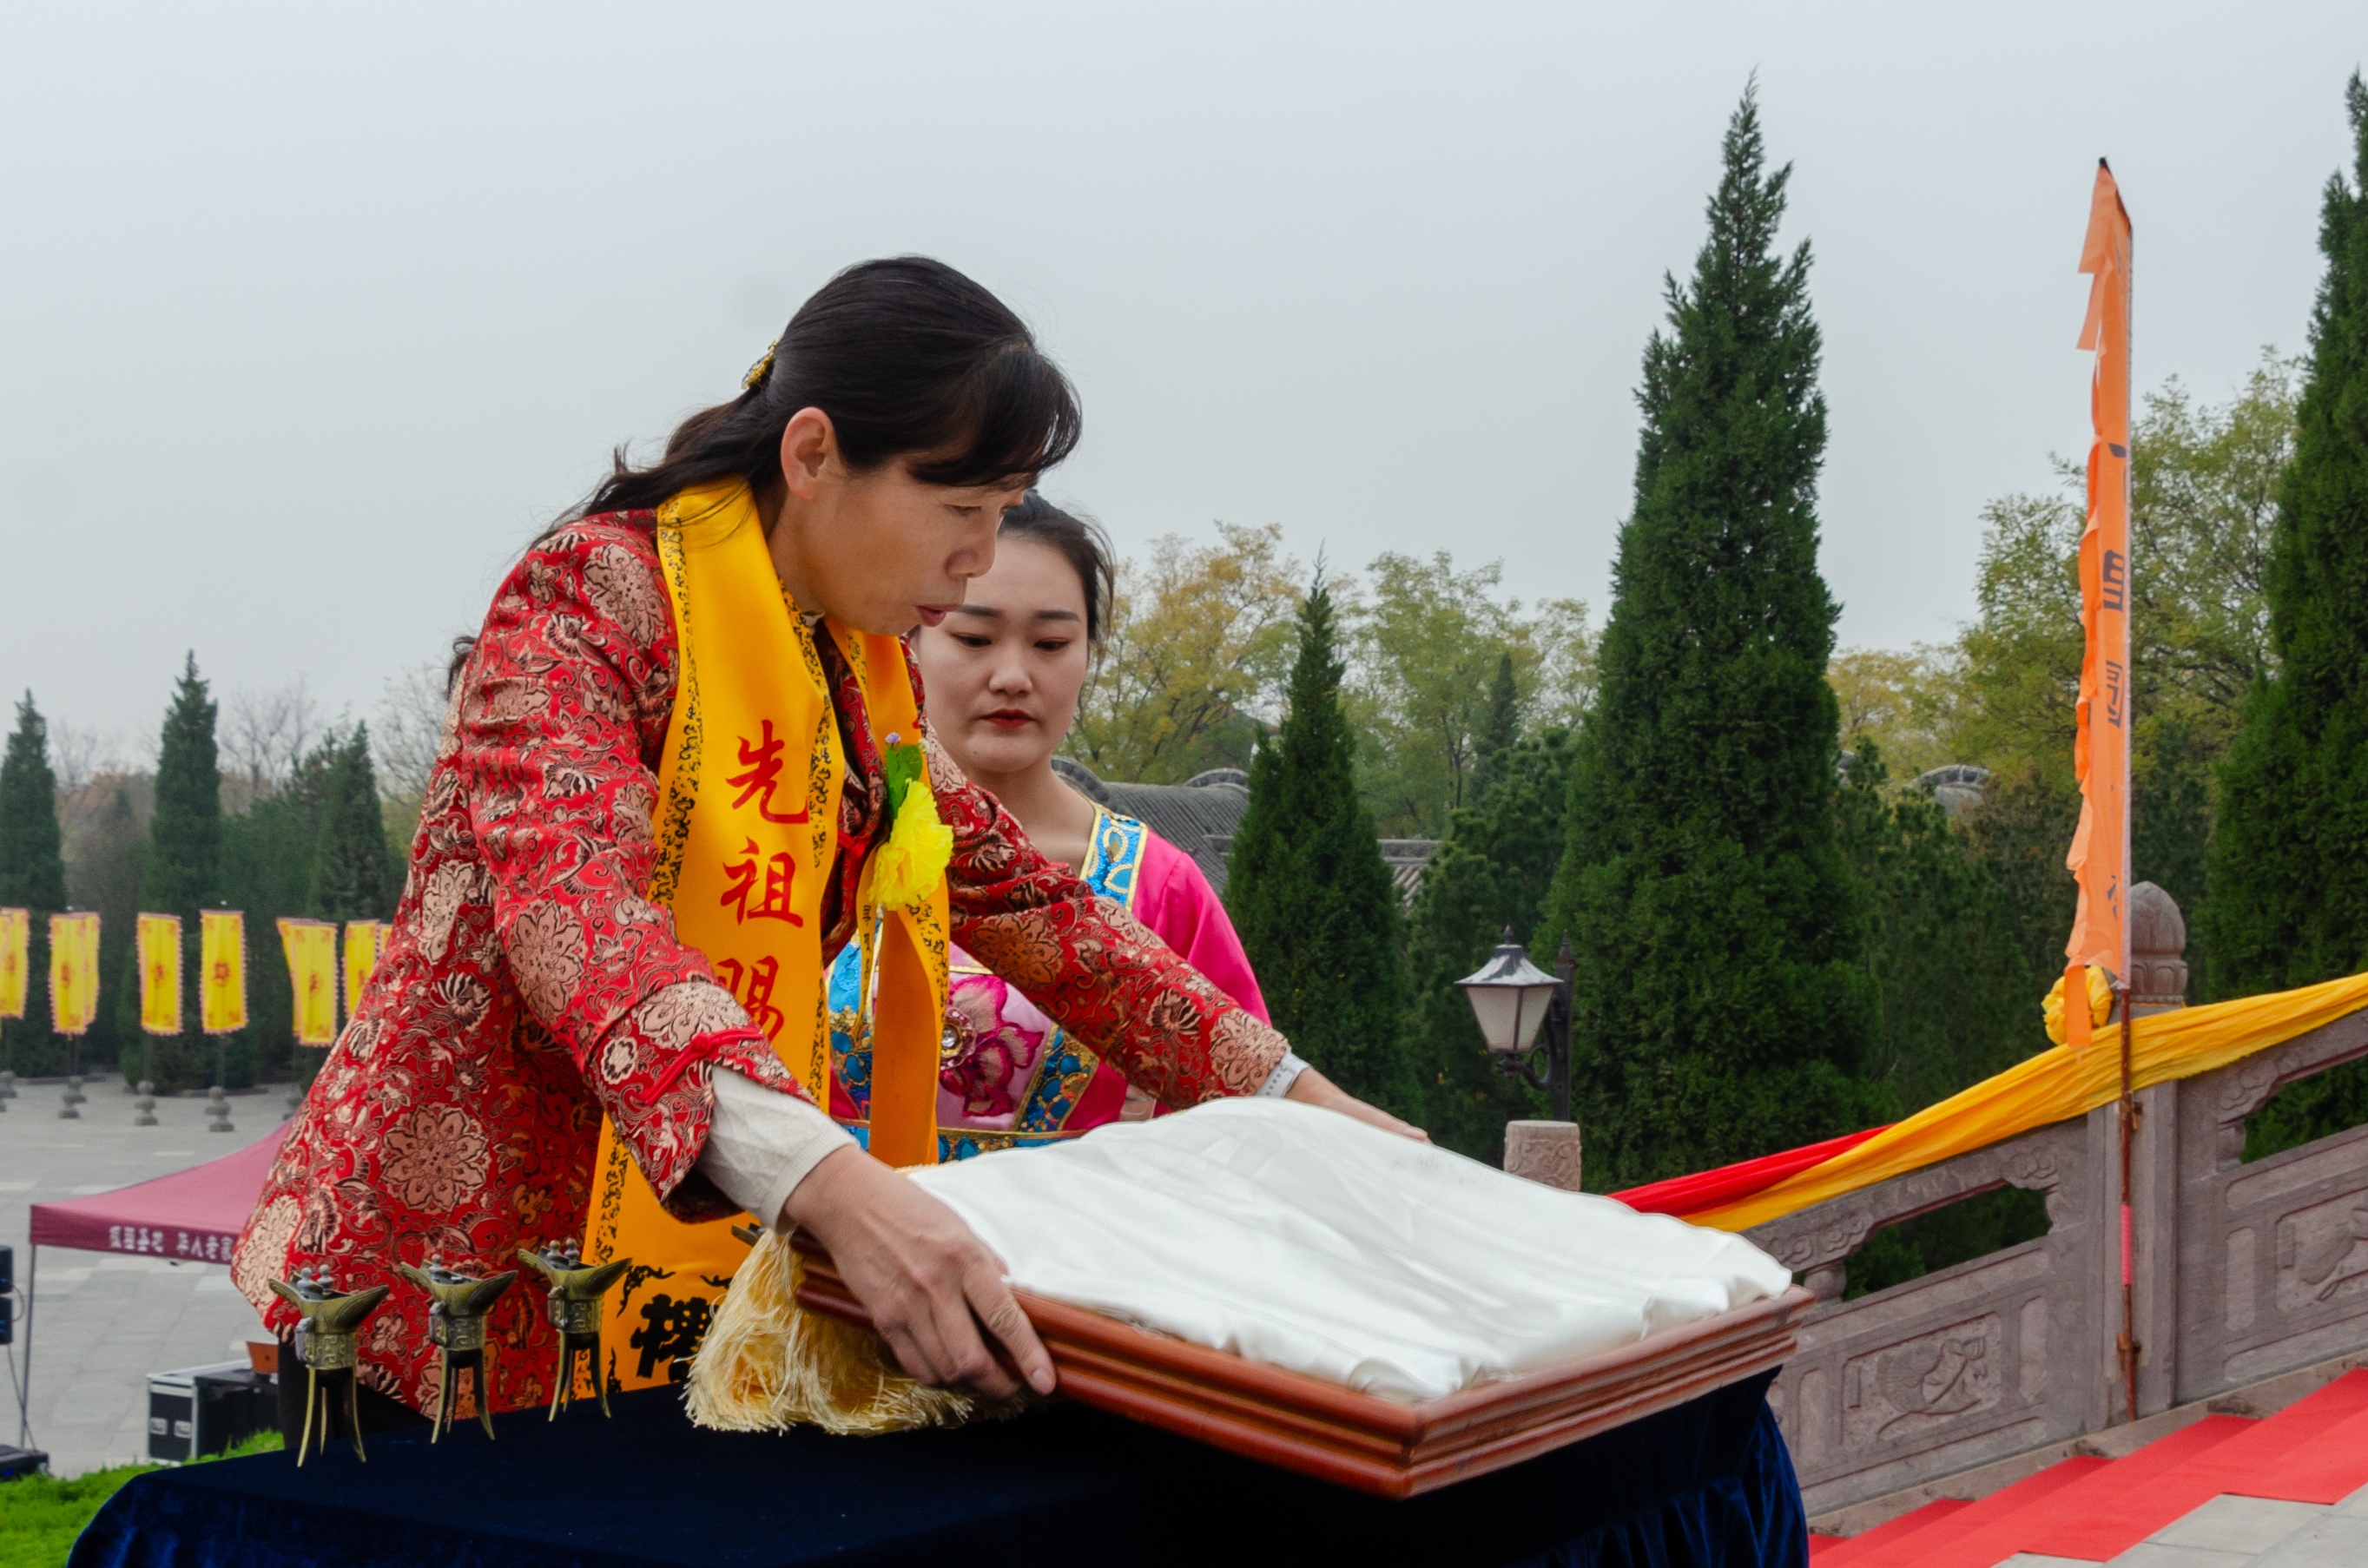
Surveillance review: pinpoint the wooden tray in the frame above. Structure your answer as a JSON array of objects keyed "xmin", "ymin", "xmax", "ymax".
[{"xmin": 791, "ymin": 1239, "xmax": 1811, "ymax": 1498}]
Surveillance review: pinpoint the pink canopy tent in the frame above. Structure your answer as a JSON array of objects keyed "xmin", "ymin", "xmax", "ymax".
[
  {"xmin": 14, "ymin": 1126, "xmax": 286, "ymax": 1447},
  {"xmin": 27, "ymin": 1126, "xmax": 285, "ymax": 1262}
]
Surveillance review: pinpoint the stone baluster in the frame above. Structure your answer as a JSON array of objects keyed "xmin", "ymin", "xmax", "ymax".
[
  {"xmin": 1504, "ymin": 1120, "xmax": 1583, "ymax": 1191},
  {"xmin": 2128, "ymin": 881, "xmax": 2188, "ymax": 1018}
]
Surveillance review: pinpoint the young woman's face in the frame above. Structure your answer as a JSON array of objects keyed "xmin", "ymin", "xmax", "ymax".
[
  {"xmin": 914, "ymin": 537, "xmax": 1092, "ymax": 778},
  {"xmin": 769, "ymin": 409, "xmax": 1029, "ymax": 636}
]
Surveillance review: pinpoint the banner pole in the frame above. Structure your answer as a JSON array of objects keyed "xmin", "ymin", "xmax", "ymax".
[{"xmin": 2115, "ymin": 181, "xmax": 2140, "ymax": 1425}]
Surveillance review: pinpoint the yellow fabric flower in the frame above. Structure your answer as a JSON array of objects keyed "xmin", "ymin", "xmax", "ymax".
[
  {"xmin": 2043, "ymin": 964, "xmax": 2117, "ymax": 1045},
  {"xmin": 871, "ymin": 777, "xmax": 953, "ymax": 911}
]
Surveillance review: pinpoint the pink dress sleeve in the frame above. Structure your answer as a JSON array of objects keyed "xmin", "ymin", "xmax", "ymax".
[{"xmin": 1134, "ymin": 831, "xmax": 1271, "ymax": 1025}]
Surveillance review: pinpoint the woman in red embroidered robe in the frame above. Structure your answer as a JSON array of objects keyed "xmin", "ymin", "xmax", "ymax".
[{"xmin": 232, "ymin": 257, "xmax": 1418, "ymax": 1420}]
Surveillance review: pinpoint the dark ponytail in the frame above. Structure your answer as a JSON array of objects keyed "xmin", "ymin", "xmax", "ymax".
[
  {"xmin": 578, "ymin": 256, "xmax": 1081, "ymax": 519},
  {"xmin": 998, "ymin": 491, "xmax": 1114, "ymax": 646}
]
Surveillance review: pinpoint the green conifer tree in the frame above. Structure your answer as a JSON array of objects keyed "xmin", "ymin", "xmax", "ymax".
[
  {"xmin": 1540, "ymin": 88, "xmax": 1881, "ymax": 1186},
  {"xmin": 309, "ymin": 725, "xmax": 395, "ymax": 921},
  {"xmin": 135, "ymin": 656, "xmax": 226, "ymax": 1090},
  {"xmin": 1227, "ymin": 579, "xmax": 1410, "ymax": 1109},
  {"xmin": 1469, "ymin": 652, "xmax": 1520, "ymax": 801},
  {"xmin": 2206, "ymin": 76, "xmax": 2368, "ymax": 1155},
  {"xmin": 0, "ymin": 693, "xmax": 69, "ymax": 1075},
  {"xmin": 1403, "ymin": 725, "xmax": 1577, "ymax": 1160}
]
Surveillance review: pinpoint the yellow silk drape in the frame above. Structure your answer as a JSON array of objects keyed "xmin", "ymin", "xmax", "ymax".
[{"xmin": 1692, "ymin": 972, "xmax": 2368, "ymax": 1232}]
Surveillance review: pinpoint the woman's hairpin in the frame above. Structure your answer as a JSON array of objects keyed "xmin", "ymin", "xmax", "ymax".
[{"xmin": 742, "ymin": 339, "xmax": 779, "ymax": 391}]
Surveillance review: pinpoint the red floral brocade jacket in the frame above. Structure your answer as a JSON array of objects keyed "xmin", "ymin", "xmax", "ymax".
[{"xmin": 230, "ymin": 513, "xmax": 1289, "ymax": 1413}]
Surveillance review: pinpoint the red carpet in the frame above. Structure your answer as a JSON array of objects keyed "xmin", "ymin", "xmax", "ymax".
[
  {"xmin": 1866, "ymin": 1415, "xmax": 2255, "ymax": 1568},
  {"xmin": 2019, "ymin": 1371, "xmax": 2368, "ymax": 1560},
  {"xmin": 2225, "ymin": 1397, "xmax": 2368, "ymax": 1505},
  {"xmin": 1811, "ymin": 1497, "xmax": 1970, "ymax": 1567},
  {"xmin": 1821, "ymin": 1460, "xmax": 2106, "ymax": 1568}
]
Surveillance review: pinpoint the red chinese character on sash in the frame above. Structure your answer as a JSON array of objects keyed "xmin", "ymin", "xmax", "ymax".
[
  {"xmin": 727, "ymin": 721, "xmax": 810, "ymax": 825},
  {"xmin": 711, "ymin": 955, "xmax": 788, "ymax": 1042},
  {"xmin": 721, "ymin": 839, "xmax": 804, "ymax": 926}
]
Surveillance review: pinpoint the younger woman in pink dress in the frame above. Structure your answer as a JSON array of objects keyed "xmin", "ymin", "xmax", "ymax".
[{"xmin": 829, "ymin": 494, "xmax": 1283, "ymax": 1155}]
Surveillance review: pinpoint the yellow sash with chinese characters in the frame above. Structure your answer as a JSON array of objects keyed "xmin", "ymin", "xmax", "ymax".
[{"xmin": 580, "ymin": 480, "xmax": 952, "ymax": 1396}]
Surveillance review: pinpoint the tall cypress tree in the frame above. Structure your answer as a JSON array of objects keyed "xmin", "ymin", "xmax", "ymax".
[
  {"xmin": 0, "ymin": 693, "xmax": 69, "ymax": 1075},
  {"xmin": 1227, "ymin": 580, "xmax": 1410, "ymax": 1109},
  {"xmin": 1470, "ymin": 652, "xmax": 1520, "ymax": 801},
  {"xmin": 136, "ymin": 655, "xmax": 226, "ymax": 1089},
  {"xmin": 2210, "ymin": 76, "xmax": 2368, "ymax": 996},
  {"xmin": 1404, "ymin": 725, "xmax": 1576, "ymax": 1160},
  {"xmin": 310, "ymin": 724, "xmax": 395, "ymax": 921},
  {"xmin": 2205, "ymin": 76, "xmax": 2368, "ymax": 1156},
  {"xmin": 1540, "ymin": 88, "xmax": 1880, "ymax": 1186}
]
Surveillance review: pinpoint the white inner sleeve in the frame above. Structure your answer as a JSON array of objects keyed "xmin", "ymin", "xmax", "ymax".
[
  {"xmin": 1256, "ymin": 1051, "xmax": 1309, "ymax": 1097},
  {"xmin": 906, "ymin": 1097, "xmax": 1791, "ymax": 1405},
  {"xmin": 698, "ymin": 1067, "xmax": 856, "ymax": 1231}
]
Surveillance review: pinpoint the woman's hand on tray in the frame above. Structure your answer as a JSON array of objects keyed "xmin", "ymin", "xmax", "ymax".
[
  {"xmin": 1284, "ymin": 1066, "xmax": 1431, "ymax": 1143},
  {"xmin": 785, "ymin": 1145, "xmax": 1059, "ymax": 1400}
]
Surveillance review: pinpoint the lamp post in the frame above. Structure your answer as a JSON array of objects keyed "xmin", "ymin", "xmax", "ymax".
[{"xmin": 1454, "ymin": 928, "xmax": 1573, "ymax": 1124}]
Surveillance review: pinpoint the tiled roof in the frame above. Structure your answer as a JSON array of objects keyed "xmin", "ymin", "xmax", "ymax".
[
  {"xmin": 1048, "ymin": 761, "xmax": 1443, "ymax": 905},
  {"xmin": 1051, "ymin": 759, "xmax": 1253, "ymax": 895}
]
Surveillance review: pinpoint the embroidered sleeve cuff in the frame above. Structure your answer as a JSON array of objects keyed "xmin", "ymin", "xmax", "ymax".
[
  {"xmin": 1257, "ymin": 1051, "xmax": 1310, "ymax": 1098},
  {"xmin": 699, "ymin": 1066, "xmax": 857, "ymax": 1230}
]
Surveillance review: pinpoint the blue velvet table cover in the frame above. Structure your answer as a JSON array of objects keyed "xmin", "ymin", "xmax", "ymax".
[{"xmin": 71, "ymin": 1370, "xmax": 1805, "ymax": 1568}]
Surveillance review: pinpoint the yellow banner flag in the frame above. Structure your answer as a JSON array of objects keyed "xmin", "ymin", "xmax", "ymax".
[
  {"xmin": 200, "ymin": 910, "xmax": 247, "ymax": 1034},
  {"xmin": 279, "ymin": 919, "xmax": 339, "ymax": 1045},
  {"xmin": 342, "ymin": 920, "xmax": 383, "ymax": 1023},
  {"xmin": 137, "ymin": 913, "xmax": 183, "ymax": 1035},
  {"xmin": 0, "ymin": 907, "xmax": 26, "ymax": 1020},
  {"xmin": 49, "ymin": 912, "xmax": 100, "ymax": 1036}
]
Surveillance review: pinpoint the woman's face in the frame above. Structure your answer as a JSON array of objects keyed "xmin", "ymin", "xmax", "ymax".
[
  {"xmin": 769, "ymin": 410, "xmax": 1029, "ymax": 636},
  {"xmin": 914, "ymin": 537, "xmax": 1092, "ymax": 779}
]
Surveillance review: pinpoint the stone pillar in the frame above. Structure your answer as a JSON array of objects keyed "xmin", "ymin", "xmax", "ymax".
[
  {"xmin": 2129, "ymin": 881, "xmax": 2189, "ymax": 1018},
  {"xmin": 1505, "ymin": 1120, "xmax": 1583, "ymax": 1191}
]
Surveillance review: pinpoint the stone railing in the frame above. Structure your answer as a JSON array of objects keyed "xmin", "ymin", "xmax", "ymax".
[{"xmin": 1750, "ymin": 884, "xmax": 2368, "ymax": 1514}]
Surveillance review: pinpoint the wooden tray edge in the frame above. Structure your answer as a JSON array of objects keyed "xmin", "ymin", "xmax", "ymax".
[{"xmin": 788, "ymin": 1244, "xmax": 1803, "ymax": 1496}]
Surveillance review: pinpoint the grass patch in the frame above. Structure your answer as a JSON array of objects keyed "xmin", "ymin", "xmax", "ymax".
[{"xmin": 0, "ymin": 1429, "xmax": 282, "ymax": 1568}]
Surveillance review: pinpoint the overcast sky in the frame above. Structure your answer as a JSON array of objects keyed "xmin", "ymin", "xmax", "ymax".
[{"xmin": 3, "ymin": 3, "xmax": 2361, "ymax": 754}]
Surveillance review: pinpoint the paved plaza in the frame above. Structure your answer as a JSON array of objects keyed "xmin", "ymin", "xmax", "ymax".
[{"xmin": 2, "ymin": 1077, "xmax": 289, "ymax": 1477}]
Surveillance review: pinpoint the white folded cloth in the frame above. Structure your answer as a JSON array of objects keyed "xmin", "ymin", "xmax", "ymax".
[{"xmin": 906, "ymin": 1097, "xmax": 1792, "ymax": 1405}]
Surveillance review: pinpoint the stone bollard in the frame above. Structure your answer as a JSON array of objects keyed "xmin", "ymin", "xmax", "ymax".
[
  {"xmin": 59, "ymin": 1074, "xmax": 85, "ymax": 1119},
  {"xmin": 1505, "ymin": 1119, "xmax": 1584, "ymax": 1191},
  {"xmin": 134, "ymin": 1079, "xmax": 158, "ymax": 1127},
  {"xmin": 0, "ymin": 1069, "xmax": 16, "ymax": 1105},
  {"xmin": 208, "ymin": 1084, "xmax": 234, "ymax": 1134}
]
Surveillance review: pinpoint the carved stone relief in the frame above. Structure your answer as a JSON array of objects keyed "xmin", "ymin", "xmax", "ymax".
[
  {"xmin": 1842, "ymin": 1314, "xmax": 2003, "ymax": 1448},
  {"xmin": 2276, "ymin": 1191, "xmax": 2368, "ymax": 1314}
]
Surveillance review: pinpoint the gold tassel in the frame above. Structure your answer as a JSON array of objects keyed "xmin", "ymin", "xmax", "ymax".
[{"xmin": 684, "ymin": 1229, "xmax": 1026, "ymax": 1435}]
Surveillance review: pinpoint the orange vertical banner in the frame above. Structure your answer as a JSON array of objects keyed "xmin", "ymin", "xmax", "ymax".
[{"xmin": 2065, "ymin": 161, "xmax": 2134, "ymax": 1048}]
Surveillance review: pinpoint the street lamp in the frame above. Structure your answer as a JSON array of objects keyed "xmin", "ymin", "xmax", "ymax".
[{"xmin": 1454, "ymin": 928, "xmax": 1573, "ymax": 1124}]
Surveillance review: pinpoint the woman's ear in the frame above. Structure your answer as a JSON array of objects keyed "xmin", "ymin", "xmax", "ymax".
[{"xmin": 777, "ymin": 407, "xmax": 839, "ymax": 502}]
